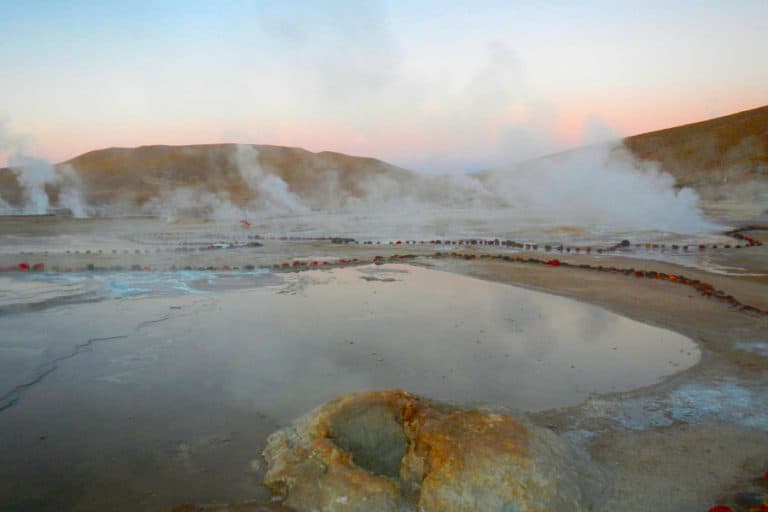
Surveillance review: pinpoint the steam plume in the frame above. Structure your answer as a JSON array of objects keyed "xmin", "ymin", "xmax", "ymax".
[{"xmin": 0, "ymin": 122, "xmax": 89, "ymax": 217}]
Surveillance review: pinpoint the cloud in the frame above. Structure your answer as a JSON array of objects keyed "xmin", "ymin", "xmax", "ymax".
[{"xmin": 0, "ymin": 119, "xmax": 88, "ymax": 216}]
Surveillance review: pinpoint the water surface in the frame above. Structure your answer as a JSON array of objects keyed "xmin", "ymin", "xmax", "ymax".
[{"xmin": 0, "ymin": 264, "xmax": 699, "ymax": 511}]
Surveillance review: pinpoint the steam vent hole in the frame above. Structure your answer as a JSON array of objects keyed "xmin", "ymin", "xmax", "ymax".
[
  {"xmin": 263, "ymin": 391, "xmax": 604, "ymax": 512},
  {"xmin": 329, "ymin": 402, "xmax": 406, "ymax": 479}
]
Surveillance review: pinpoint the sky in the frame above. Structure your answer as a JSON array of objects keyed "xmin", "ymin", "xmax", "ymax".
[{"xmin": 1, "ymin": 0, "xmax": 767, "ymax": 173}]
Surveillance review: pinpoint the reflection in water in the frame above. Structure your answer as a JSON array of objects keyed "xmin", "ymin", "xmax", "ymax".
[{"xmin": 0, "ymin": 265, "xmax": 699, "ymax": 511}]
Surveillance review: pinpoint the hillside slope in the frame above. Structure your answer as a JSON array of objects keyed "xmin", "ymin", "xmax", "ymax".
[
  {"xmin": 0, "ymin": 144, "xmax": 415, "ymax": 211},
  {"xmin": 623, "ymin": 105, "xmax": 768, "ymax": 199}
]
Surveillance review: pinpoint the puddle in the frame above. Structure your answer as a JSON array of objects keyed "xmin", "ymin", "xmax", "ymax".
[{"xmin": 0, "ymin": 264, "xmax": 700, "ymax": 511}]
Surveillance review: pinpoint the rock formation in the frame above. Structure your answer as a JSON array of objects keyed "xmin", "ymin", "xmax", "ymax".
[{"xmin": 263, "ymin": 390, "xmax": 604, "ymax": 512}]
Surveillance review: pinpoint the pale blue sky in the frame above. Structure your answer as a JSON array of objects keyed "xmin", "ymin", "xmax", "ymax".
[{"xmin": 1, "ymin": 0, "xmax": 767, "ymax": 171}]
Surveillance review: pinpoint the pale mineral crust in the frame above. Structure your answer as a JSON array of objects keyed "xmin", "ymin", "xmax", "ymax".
[{"xmin": 263, "ymin": 390, "xmax": 603, "ymax": 512}]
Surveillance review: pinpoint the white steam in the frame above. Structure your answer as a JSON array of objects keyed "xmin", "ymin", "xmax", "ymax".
[
  {"xmin": 0, "ymin": 196, "xmax": 12, "ymax": 214},
  {"xmin": 234, "ymin": 145, "xmax": 308, "ymax": 213},
  {"xmin": 1, "ymin": 134, "xmax": 717, "ymax": 238},
  {"xmin": 0, "ymin": 122, "xmax": 89, "ymax": 217},
  {"xmin": 144, "ymin": 188, "xmax": 250, "ymax": 221},
  {"xmin": 481, "ymin": 144, "xmax": 714, "ymax": 232},
  {"xmin": 144, "ymin": 145, "xmax": 309, "ymax": 220},
  {"xmin": 140, "ymin": 143, "xmax": 715, "ymax": 238},
  {"xmin": 56, "ymin": 164, "xmax": 89, "ymax": 218},
  {"xmin": 10, "ymin": 153, "xmax": 52, "ymax": 214}
]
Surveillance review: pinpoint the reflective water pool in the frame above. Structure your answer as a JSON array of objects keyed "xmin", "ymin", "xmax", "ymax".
[{"xmin": 0, "ymin": 264, "xmax": 699, "ymax": 511}]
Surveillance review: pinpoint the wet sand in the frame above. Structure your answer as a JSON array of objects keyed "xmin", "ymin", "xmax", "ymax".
[{"xmin": 0, "ymin": 219, "xmax": 766, "ymax": 511}]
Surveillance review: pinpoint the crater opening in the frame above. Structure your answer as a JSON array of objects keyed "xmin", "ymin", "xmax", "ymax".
[{"xmin": 328, "ymin": 402, "xmax": 406, "ymax": 479}]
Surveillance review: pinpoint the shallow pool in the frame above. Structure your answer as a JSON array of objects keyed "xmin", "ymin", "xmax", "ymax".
[{"xmin": 0, "ymin": 264, "xmax": 699, "ymax": 511}]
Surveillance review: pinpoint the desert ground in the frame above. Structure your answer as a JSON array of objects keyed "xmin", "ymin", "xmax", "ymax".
[{"xmin": 0, "ymin": 214, "xmax": 766, "ymax": 511}]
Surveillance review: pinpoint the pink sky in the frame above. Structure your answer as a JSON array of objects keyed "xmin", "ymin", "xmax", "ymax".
[{"xmin": 2, "ymin": 1, "xmax": 767, "ymax": 173}]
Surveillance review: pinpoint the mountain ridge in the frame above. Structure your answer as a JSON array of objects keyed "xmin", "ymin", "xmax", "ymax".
[{"xmin": 1, "ymin": 106, "xmax": 766, "ymax": 212}]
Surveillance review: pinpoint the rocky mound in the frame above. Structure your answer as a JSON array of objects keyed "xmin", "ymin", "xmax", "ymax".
[{"xmin": 263, "ymin": 390, "xmax": 604, "ymax": 512}]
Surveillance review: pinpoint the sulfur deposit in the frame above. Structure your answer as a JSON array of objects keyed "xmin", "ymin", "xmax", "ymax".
[{"xmin": 263, "ymin": 390, "xmax": 604, "ymax": 512}]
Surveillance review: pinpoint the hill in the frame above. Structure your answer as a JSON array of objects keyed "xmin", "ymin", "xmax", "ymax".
[
  {"xmin": 1, "ymin": 106, "xmax": 766, "ymax": 216},
  {"xmin": 622, "ymin": 105, "xmax": 768, "ymax": 200},
  {"xmin": 0, "ymin": 144, "xmax": 415, "ymax": 212}
]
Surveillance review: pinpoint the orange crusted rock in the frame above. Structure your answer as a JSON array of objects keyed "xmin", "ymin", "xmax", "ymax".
[{"xmin": 263, "ymin": 390, "xmax": 601, "ymax": 512}]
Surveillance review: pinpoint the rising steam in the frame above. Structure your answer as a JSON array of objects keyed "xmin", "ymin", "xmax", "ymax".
[
  {"xmin": 234, "ymin": 145, "xmax": 308, "ymax": 213},
  {"xmin": 198, "ymin": 143, "xmax": 713, "ymax": 237},
  {"xmin": 0, "ymin": 123, "xmax": 89, "ymax": 217},
  {"xmin": 481, "ymin": 144, "xmax": 714, "ymax": 232},
  {"xmin": 1, "ymin": 138, "xmax": 717, "ymax": 237}
]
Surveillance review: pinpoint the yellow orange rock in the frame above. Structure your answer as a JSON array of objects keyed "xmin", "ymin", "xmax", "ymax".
[{"xmin": 263, "ymin": 390, "xmax": 602, "ymax": 512}]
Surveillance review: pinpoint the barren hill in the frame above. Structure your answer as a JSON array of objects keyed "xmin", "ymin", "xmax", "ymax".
[
  {"xmin": 483, "ymin": 105, "xmax": 768, "ymax": 214},
  {"xmin": 0, "ymin": 144, "xmax": 414, "ymax": 211},
  {"xmin": 65, "ymin": 144, "xmax": 413, "ymax": 207},
  {"xmin": 622, "ymin": 105, "xmax": 768, "ymax": 199}
]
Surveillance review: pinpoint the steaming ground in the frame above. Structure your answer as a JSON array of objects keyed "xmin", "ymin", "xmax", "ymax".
[
  {"xmin": 128, "ymin": 143, "xmax": 723, "ymax": 238},
  {"xmin": 2, "ymin": 142, "xmax": 724, "ymax": 235},
  {"xmin": 2, "ymin": 139, "xmax": 767, "ymax": 511},
  {"xmin": 0, "ymin": 143, "xmax": 731, "ymax": 273},
  {"xmin": 0, "ymin": 211, "xmax": 747, "ymax": 278},
  {"xmin": 1, "ymin": 138, "xmax": 739, "ymax": 286}
]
